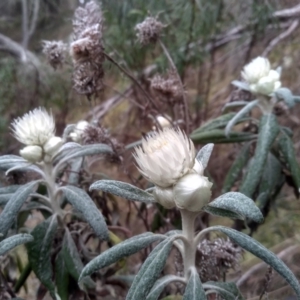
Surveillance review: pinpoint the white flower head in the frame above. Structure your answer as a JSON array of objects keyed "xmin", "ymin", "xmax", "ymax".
[
  {"xmin": 241, "ymin": 56, "xmax": 281, "ymax": 96},
  {"xmin": 133, "ymin": 128, "xmax": 195, "ymax": 188},
  {"xmin": 11, "ymin": 107, "xmax": 55, "ymax": 146},
  {"xmin": 70, "ymin": 120, "xmax": 89, "ymax": 143}
]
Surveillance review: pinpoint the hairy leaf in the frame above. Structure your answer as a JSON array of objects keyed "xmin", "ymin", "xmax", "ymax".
[
  {"xmin": 27, "ymin": 216, "xmax": 58, "ymax": 299},
  {"xmin": 90, "ymin": 180, "xmax": 155, "ymax": 203},
  {"xmin": 240, "ymin": 113, "xmax": 279, "ymax": 197},
  {"xmin": 196, "ymin": 144, "xmax": 214, "ymax": 169},
  {"xmin": 80, "ymin": 232, "xmax": 164, "ymax": 281},
  {"xmin": 208, "ymin": 192, "xmax": 263, "ymax": 223},
  {"xmin": 183, "ymin": 268, "xmax": 206, "ymax": 300},
  {"xmin": 61, "ymin": 185, "xmax": 109, "ymax": 241},
  {"xmin": 0, "ymin": 185, "xmax": 21, "ymax": 194},
  {"xmin": 0, "ymin": 181, "xmax": 39, "ymax": 238},
  {"xmin": 203, "ymin": 281, "xmax": 244, "ymax": 300},
  {"xmin": 275, "ymin": 87, "xmax": 295, "ymax": 108},
  {"xmin": 0, "ymin": 194, "xmax": 13, "ymax": 207},
  {"xmin": 209, "ymin": 226, "xmax": 300, "ymax": 298},
  {"xmin": 0, "ymin": 234, "xmax": 33, "ymax": 256},
  {"xmin": 126, "ymin": 237, "xmax": 174, "ymax": 300},
  {"xmin": 202, "ymin": 205, "xmax": 244, "ymax": 220},
  {"xmin": 55, "ymin": 250, "xmax": 69, "ymax": 300}
]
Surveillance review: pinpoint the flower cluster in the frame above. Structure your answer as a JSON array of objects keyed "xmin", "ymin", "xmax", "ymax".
[
  {"xmin": 11, "ymin": 108, "xmax": 63, "ymax": 163},
  {"xmin": 134, "ymin": 128, "xmax": 212, "ymax": 212},
  {"xmin": 241, "ymin": 57, "xmax": 281, "ymax": 96},
  {"xmin": 42, "ymin": 40, "xmax": 67, "ymax": 69}
]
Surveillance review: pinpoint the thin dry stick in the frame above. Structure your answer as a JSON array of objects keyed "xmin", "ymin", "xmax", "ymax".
[
  {"xmin": 103, "ymin": 52, "xmax": 159, "ymax": 110},
  {"xmin": 158, "ymin": 39, "xmax": 190, "ymax": 134}
]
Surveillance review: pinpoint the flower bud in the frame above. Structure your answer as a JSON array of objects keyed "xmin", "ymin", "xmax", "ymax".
[
  {"xmin": 70, "ymin": 121, "xmax": 89, "ymax": 143},
  {"xmin": 43, "ymin": 136, "xmax": 63, "ymax": 155},
  {"xmin": 241, "ymin": 57, "xmax": 270, "ymax": 84},
  {"xmin": 192, "ymin": 160, "xmax": 204, "ymax": 176},
  {"xmin": 153, "ymin": 186, "xmax": 176, "ymax": 209},
  {"xmin": 20, "ymin": 145, "xmax": 43, "ymax": 163},
  {"xmin": 174, "ymin": 173, "xmax": 212, "ymax": 212}
]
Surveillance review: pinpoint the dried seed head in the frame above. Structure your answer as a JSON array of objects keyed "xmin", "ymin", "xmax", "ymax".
[
  {"xmin": 71, "ymin": 1, "xmax": 105, "ymax": 97},
  {"xmin": 135, "ymin": 16, "xmax": 165, "ymax": 45},
  {"xmin": 42, "ymin": 40, "xmax": 67, "ymax": 69}
]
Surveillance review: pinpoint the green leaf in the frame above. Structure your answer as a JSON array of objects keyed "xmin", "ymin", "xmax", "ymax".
[
  {"xmin": 207, "ymin": 192, "xmax": 263, "ymax": 223},
  {"xmin": 275, "ymin": 87, "xmax": 295, "ymax": 108},
  {"xmin": 222, "ymin": 142, "xmax": 251, "ymax": 193},
  {"xmin": 0, "ymin": 181, "xmax": 39, "ymax": 238},
  {"xmin": 63, "ymin": 229, "xmax": 95, "ymax": 289},
  {"xmin": 27, "ymin": 216, "xmax": 58, "ymax": 299},
  {"xmin": 126, "ymin": 237, "xmax": 174, "ymax": 300},
  {"xmin": 195, "ymin": 144, "xmax": 214, "ymax": 169},
  {"xmin": 203, "ymin": 281, "xmax": 244, "ymax": 300},
  {"xmin": 209, "ymin": 226, "xmax": 300, "ymax": 298},
  {"xmin": 61, "ymin": 185, "xmax": 109, "ymax": 241},
  {"xmin": 80, "ymin": 232, "xmax": 164, "ymax": 281},
  {"xmin": 183, "ymin": 268, "xmax": 206, "ymax": 300},
  {"xmin": 202, "ymin": 206, "xmax": 243, "ymax": 220},
  {"xmin": 225, "ymin": 100, "xmax": 258, "ymax": 136},
  {"xmin": 90, "ymin": 180, "xmax": 155, "ymax": 203},
  {"xmin": 0, "ymin": 234, "xmax": 33, "ymax": 256},
  {"xmin": 0, "ymin": 194, "xmax": 13, "ymax": 207},
  {"xmin": 278, "ymin": 131, "xmax": 300, "ymax": 193},
  {"xmin": 240, "ymin": 113, "xmax": 279, "ymax": 197},
  {"xmin": 0, "ymin": 185, "xmax": 21, "ymax": 194},
  {"xmin": 191, "ymin": 129, "xmax": 256, "ymax": 144},
  {"xmin": 55, "ymin": 249, "xmax": 69, "ymax": 300},
  {"xmin": 146, "ymin": 275, "xmax": 185, "ymax": 300}
]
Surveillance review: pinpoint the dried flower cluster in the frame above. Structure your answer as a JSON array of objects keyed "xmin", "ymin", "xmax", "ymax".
[
  {"xmin": 151, "ymin": 70, "xmax": 182, "ymax": 102},
  {"xmin": 135, "ymin": 16, "xmax": 165, "ymax": 45},
  {"xmin": 196, "ymin": 238, "xmax": 243, "ymax": 282},
  {"xmin": 42, "ymin": 40, "xmax": 67, "ymax": 69},
  {"xmin": 71, "ymin": 1, "xmax": 105, "ymax": 97}
]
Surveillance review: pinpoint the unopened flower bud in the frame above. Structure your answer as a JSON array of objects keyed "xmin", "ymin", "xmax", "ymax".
[
  {"xmin": 70, "ymin": 120, "xmax": 89, "ymax": 143},
  {"xmin": 174, "ymin": 173, "xmax": 212, "ymax": 212},
  {"xmin": 20, "ymin": 145, "xmax": 43, "ymax": 163},
  {"xmin": 43, "ymin": 136, "xmax": 63, "ymax": 155},
  {"xmin": 153, "ymin": 186, "xmax": 176, "ymax": 209},
  {"xmin": 192, "ymin": 160, "xmax": 204, "ymax": 175}
]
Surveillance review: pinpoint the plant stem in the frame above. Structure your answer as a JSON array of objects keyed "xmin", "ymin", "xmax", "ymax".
[{"xmin": 180, "ymin": 209, "xmax": 198, "ymax": 279}]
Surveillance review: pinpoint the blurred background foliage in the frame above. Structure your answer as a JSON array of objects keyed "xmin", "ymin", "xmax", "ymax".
[{"xmin": 1, "ymin": 0, "xmax": 300, "ymax": 299}]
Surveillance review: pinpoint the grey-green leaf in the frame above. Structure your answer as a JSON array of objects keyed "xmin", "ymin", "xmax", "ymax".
[
  {"xmin": 240, "ymin": 113, "xmax": 279, "ymax": 197},
  {"xmin": 90, "ymin": 180, "xmax": 155, "ymax": 203},
  {"xmin": 225, "ymin": 100, "xmax": 258, "ymax": 136},
  {"xmin": 222, "ymin": 142, "xmax": 251, "ymax": 193},
  {"xmin": 0, "ymin": 185, "xmax": 21, "ymax": 194},
  {"xmin": 0, "ymin": 181, "xmax": 39, "ymax": 238},
  {"xmin": 27, "ymin": 216, "xmax": 58, "ymax": 299},
  {"xmin": 79, "ymin": 232, "xmax": 164, "ymax": 281},
  {"xmin": 278, "ymin": 131, "xmax": 300, "ymax": 193},
  {"xmin": 146, "ymin": 275, "xmax": 185, "ymax": 300},
  {"xmin": 203, "ymin": 281, "xmax": 244, "ymax": 300},
  {"xmin": 183, "ymin": 268, "xmax": 206, "ymax": 300},
  {"xmin": 275, "ymin": 87, "xmax": 295, "ymax": 108},
  {"xmin": 55, "ymin": 249, "xmax": 69, "ymax": 300},
  {"xmin": 196, "ymin": 144, "xmax": 214, "ymax": 169},
  {"xmin": 0, "ymin": 194, "xmax": 14, "ymax": 207},
  {"xmin": 231, "ymin": 80, "xmax": 250, "ymax": 91},
  {"xmin": 63, "ymin": 229, "xmax": 95, "ymax": 289},
  {"xmin": 126, "ymin": 237, "xmax": 174, "ymax": 300},
  {"xmin": 61, "ymin": 185, "xmax": 108, "ymax": 241},
  {"xmin": 0, "ymin": 155, "xmax": 26, "ymax": 171},
  {"xmin": 202, "ymin": 206, "xmax": 243, "ymax": 220},
  {"xmin": 0, "ymin": 234, "xmax": 33, "ymax": 256},
  {"xmin": 208, "ymin": 192, "xmax": 263, "ymax": 223},
  {"xmin": 209, "ymin": 226, "xmax": 300, "ymax": 298}
]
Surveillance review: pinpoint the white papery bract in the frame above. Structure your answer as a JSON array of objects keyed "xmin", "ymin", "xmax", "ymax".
[
  {"xmin": 241, "ymin": 56, "xmax": 281, "ymax": 96},
  {"xmin": 134, "ymin": 128, "xmax": 195, "ymax": 188},
  {"xmin": 70, "ymin": 120, "xmax": 89, "ymax": 143},
  {"xmin": 153, "ymin": 186, "xmax": 176, "ymax": 209},
  {"xmin": 12, "ymin": 108, "xmax": 55, "ymax": 146},
  {"xmin": 20, "ymin": 145, "xmax": 43, "ymax": 163},
  {"xmin": 44, "ymin": 136, "xmax": 63, "ymax": 155}
]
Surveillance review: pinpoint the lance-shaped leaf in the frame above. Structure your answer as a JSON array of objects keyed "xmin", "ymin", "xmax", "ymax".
[
  {"xmin": 222, "ymin": 101, "xmax": 250, "ymax": 112},
  {"xmin": 222, "ymin": 142, "xmax": 251, "ymax": 193},
  {"xmin": 231, "ymin": 80, "xmax": 250, "ymax": 91},
  {"xmin": 191, "ymin": 113, "xmax": 251, "ymax": 135},
  {"xmin": 207, "ymin": 192, "xmax": 263, "ymax": 223},
  {"xmin": 208, "ymin": 226, "xmax": 300, "ymax": 298},
  {"xmin": 202, "ymin": 206, "xmax": 243, "ymax": 220},
  {"xmin": 0, "ymin": 155, "xmax": 26, "ymax": 171},
  {"xmin": 183, "ymin": 268, "xmax": 206, "ymax": 300},
  {"xmin": 0, "ymin": 185, "xmax": 21, "ymax": 194},
  {"xmin": 67, "ymin": 157, "xmax": 83, "ymax": 186},
  {"xmin": 0, "ymin": 181, "xmax": 39, "ymax": 238},
  {"xmin": 27, "ymin": 216, "xmax": 58, "ymax": 299},
  {"xmin": 275, "ymin": 87, "xmax": 295, "ymax": 108},
  {"xmin": 203, "ymin": 281, "xmax": 244, "ymax": 300},
  {"xmin": 0, "ymin": 234, "xmax": 33, "ymax": 256},
  {"xmin": 55, "ymin": 249, "xmax": 69, "ymax": 300},
  {"xmin": 240, "ymin": 113, "xmax": 279, "ymax": 198},
  {"xmin": 191, "ymin": 130, "xmax": 256, "ymax": 144},
  {"xmin": 61, "ymin": 185, "xmax": 108, "ymax": 241},
  {"xmin": 196, "ymin": 144, "xmax": 214, "ymax": 169},
  {"xmin": 278, "ymin": 131, "xmax": 300, "ymax": 193},
  {"xmin": 90, "ymin": 180, "xmax": 155, "ymax": 204},
  {"xmin": 126, "ymin": 237, "xmax": 174, "ymax": 300},
  {"xmin": 79, "ymin": 232, "xmax": 165, "ymax": 281},
  {"xmin": 146, "ymin": 275, "xmax": 185, "ymax": 300},
  {"xmin": 225, "ymin": 100, "xmax": 258, "ymax": 136},
  {"xmin": 63, "ymin": 229, "xmax": 95, "ymax": 289},
  {"xmin": 0, "ymin": 194, "xmax": 13, "ymax": 207}
]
